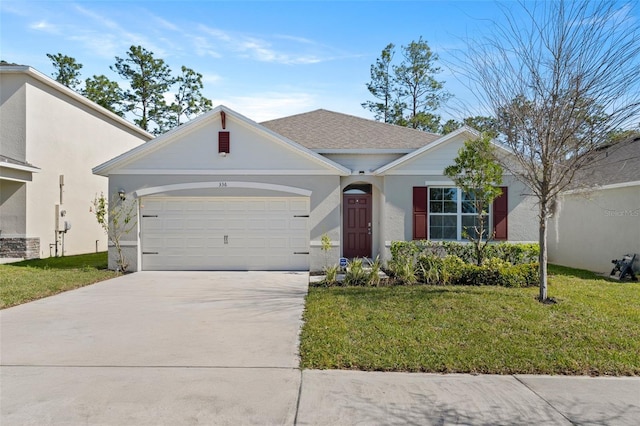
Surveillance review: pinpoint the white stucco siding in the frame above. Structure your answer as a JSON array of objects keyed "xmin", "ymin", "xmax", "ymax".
[
  {"xmin": 0, "ymin": 74, "xmax": 27, "ymax": 162},
  {"xmin": 22, "ymin": 76, "xmax": 149, "ymax": 257},
  {"xmin": 0, "ymin": 180, "xmax": 27, "ymax": 236},
  {"xmin": 384, "ymin": 133, "xmax": 468, "ymax": 175},
  {"xmin": 116, "ymin": 116, "xmax": 333, "ymax": 173},
  {"xmin": 323, "ymin": 153, "xmax": 404, "ymax": 172},
  {"xmin": 549, "ymin": 184, "xmax": 640, "ymax": 274},
  {"xmin": 106, "ymin": 174, "xmax": 341, "ymax": 271}
]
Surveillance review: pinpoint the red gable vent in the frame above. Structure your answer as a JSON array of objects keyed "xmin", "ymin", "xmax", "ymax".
[{"xmin": 219, "ymin": 131, "xmax": 230, "ymax": 154}]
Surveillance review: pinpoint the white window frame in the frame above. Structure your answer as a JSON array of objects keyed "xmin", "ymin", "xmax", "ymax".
[{"xmin": 428, "ymin": 187, "xmax": 492, "ymax": 241}]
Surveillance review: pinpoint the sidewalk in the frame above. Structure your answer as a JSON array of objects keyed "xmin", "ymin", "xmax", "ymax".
[{"xmin": 296, "ymin": 370, "xmax": 640, "ymax": 425}]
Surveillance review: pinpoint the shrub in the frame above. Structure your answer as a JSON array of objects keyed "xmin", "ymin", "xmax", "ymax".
[
  {"xmin": 344, "ymin": 258, "xmax": 369, "ymax": 286},
  {"xmin": 393, "ymin": 240, "xmax": 539, "ymax": 287},
  {"xmin": 392, "ymin": 240, "xmax": 539, "ymax": 266},
  {"xmin": 417, "ymin": 254, "xmax": 442, "ymax": 285},
  {"xmin": 456, "ymin": 261, "xmax": 539, "ymax": 287},
  {"xmin": 387, "ymin": 255, "xmax": 418, "ymax": 285},
  {"xmin": 322, "ymin": 264, "xmax": 339, "ymax": 286},
  {"xmin": 387, "ymin": 242, "xmax": 419, "ymax": 284},
  {"xmin": 365, "ymin": 257, "xmax": 383, "ymax": 287}
]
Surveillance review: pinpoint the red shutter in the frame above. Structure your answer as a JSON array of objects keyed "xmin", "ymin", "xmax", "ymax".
[
  {"xmin": 413, "ymin": 187, "xmax": 428, "ymax": 240},
  {"xmin": 492, "ymin": 186, "xmax": 508, "ymax": 240},
  {"xmin": 219, "ymin": 131, "xmax": 230, "ymax": 153}
]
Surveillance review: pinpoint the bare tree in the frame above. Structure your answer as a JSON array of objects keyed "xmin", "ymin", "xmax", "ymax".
[{"xmin": 463, "ymin": 1, "xmax": 640, "ymax": 301}]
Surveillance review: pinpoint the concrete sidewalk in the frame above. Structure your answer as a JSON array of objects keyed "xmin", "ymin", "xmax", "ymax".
[{"xmin": 296, "ymin": 370, "xmax": 640, "ymax": 425}]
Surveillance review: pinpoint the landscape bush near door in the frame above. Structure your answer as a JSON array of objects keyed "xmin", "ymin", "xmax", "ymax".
[{"xmin": 388, "ymin": 241, "xmax": 539, "ymax": 287}]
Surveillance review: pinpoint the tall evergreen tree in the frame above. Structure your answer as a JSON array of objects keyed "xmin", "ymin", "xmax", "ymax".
[
  {"xmin": 83, "ymin": 75, "xmax": 124, "ymax": 116},
  {"xmin": 361, "ymin": 43, "xmax": 396, "ymax": 123},
  {"xmin": 166, "ymin": 66, "xmax": 212, "ymax": 129},
  {"xmin": 363, "ymin": 38, "xmax": 450, "ymax": 132},
  {"xmin": 393, "ymin": 37, "xmax": 450, "ymax": 131},
  {"xmin": 111, "ymin": 45, "xmax": 175, "ymax": 134},
  {"xmin": 47, "ymin": 53, "xmax": 83, "ymax": 90}
]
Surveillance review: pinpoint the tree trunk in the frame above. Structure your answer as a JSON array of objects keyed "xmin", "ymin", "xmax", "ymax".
[{"xmin": 538, "ymin": 214, "xmax": 548, "ymax": 302}]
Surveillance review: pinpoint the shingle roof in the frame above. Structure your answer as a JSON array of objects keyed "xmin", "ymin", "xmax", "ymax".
[
  {"xmin": 576, "ymin": 136, "xmax": 640, "ymax": 187},
  {"xmin": 261, "ymin": 109, "xmax": 441, "ymax": 150}
]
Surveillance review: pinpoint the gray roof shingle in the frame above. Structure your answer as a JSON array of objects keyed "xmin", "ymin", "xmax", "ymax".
[
  {"xmin": 261, "ymin": 109, "xmax": 440, "ymax": 150},
  {"xmin": 575, "ymin": 136, "xmax": 640, "ymax": 187}
]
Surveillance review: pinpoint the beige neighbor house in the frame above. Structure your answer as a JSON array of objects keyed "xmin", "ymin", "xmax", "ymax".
[
  {"xmin": 94, "ymin": 106, "xmax": 538, "ymax": 272},
  {"xmin": 549, "ymin": 136, "xmax": 640, "ymax": 274},
  {"xmin": 0, "ymin": 64, "xmax": 152, "ymax": 260}
]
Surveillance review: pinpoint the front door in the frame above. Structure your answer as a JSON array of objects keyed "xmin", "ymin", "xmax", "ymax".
[{"xmin": 343, "ymin": 194, "xmax": 372, "ymax": 258}]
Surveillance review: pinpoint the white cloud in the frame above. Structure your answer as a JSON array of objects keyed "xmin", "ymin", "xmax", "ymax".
[
  {"xmin": 201, "ymin": 73, "xmax": 223, "ymax": 84},
  {"xmin": 72, "ymin": 4, "xmax": 169, "ymax": 58},
  {"xmin": 197, "ymin": 25, "xmax": 335, "ymax": 65},
  {"xmin": 29, "ymin": 20, "xmax": 59, "ymax": 34},
  {"xmin": 190, "ymin": 35, "xmax": 222, "ymax": 58},
  {"xmin": 215, "ymin": 92, "xmax": 317, "ymax": 122}
]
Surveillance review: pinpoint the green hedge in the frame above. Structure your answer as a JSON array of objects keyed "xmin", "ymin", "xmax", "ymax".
[
  {"xmin": 390, "ymin": 240, "xmax": 539, "ymax": 265},
  {"xmin": 388, "ymin": 241, "xmax": 539, "ymax": 287}
]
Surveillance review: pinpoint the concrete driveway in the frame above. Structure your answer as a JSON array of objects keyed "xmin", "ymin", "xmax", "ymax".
[{"xmin": 0, "ymin": 271, "xmax": 308, "ymax": 425}]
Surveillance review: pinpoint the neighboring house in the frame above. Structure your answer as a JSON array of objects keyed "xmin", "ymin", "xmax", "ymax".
[
  {"xmin": 93, "ymin": 106, "xmax": 537, "ymax": 272},
  {"xmin": 0, "ymin": 64, "xmax": 152, "ymax": 260},
  {"xmin": 549, "ymin": 136, "xmax": 640, "ymax": 274}
]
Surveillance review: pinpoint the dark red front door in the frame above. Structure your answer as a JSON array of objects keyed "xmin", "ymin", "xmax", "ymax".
[{"xmin": 343, "ymin": 194, "xmax": 372, "ymax": 258}]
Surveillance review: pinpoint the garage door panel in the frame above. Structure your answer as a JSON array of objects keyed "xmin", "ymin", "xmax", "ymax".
[
  {"xmin": 290, "ymin": 200, "xmax": 308, "ymax": 212},
  {"xmin": 268, "ymin": 219, "xmax": 287, "ymax": 230},
  {"xmin": 141, "ymin": 197, "xmax": 309, "ymax": 271},
  {"xmin": 289, "ymin": 219, "xmax": 307, "ymax": 230}
]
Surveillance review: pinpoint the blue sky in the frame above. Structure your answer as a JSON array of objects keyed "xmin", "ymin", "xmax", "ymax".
[{"xmin": 2, "ymin": 1, "xmax": 636, "ymax": 123}]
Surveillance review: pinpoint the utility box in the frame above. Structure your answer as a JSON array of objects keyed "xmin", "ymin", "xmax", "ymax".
[{"xmin": 55, "ymin": 204, "xmax": 71, "ymax": 233}]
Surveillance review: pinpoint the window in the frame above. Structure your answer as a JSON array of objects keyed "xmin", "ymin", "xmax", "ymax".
[{"xmin": 413, "ymin": 186, "xmax": 508, "ymax": 241}]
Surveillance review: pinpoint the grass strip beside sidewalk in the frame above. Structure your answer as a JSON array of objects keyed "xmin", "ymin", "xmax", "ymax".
[{"xmin": 300, "ymin": 265, "xmax": 640, "ymax": 375}]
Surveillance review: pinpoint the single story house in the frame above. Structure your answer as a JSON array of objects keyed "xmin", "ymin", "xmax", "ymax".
[
  {"xmin": 549, "ymin": 136, "xmax": 640, "ymax": 274},
  {"xmin": 0, "ymin": 64, "xmax": 152, "ymax": 260},
  {"xmin": 93, "ymin": 106, "xmax": 537, "ymax": 271}
]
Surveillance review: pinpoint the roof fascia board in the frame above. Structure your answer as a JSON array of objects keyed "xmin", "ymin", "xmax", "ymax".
[
  {"xmin": 0, "ymin": 162, "xmax": 40, "ymax": 173},
  {"xmin": 1, "ymin": 66, "xmax": 153, "ymax": 140},
  {"xmin": 562, "ymin": 180, "xmax": 640, "ymax": 194},
  {"xmin": 106, "ymin": 169, "xmax": 345, "ymax": 176},
  {"xmin": 315, "ymin": 148, "xmax": 414, "ymax": 155}
]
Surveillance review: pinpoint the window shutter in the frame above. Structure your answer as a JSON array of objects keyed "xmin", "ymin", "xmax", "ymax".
[
  {"xmin": 219, "ymin": 131, "xmax": 230, "ymax": 153},
  {"xmin": 413, "ymin": 187, "xmax": 428, "ymax": 240},
  {"xmin": 492, "ymin": 186, "xmax": 508, "ymax": 240}
]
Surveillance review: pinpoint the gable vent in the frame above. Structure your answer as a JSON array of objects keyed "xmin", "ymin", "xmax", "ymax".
[{"xmin": 219, "ymin": 131, "xmax": 230, "ymax": 154}]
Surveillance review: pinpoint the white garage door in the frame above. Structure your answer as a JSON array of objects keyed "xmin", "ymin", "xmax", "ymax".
[{"xmin": 140, "ymin": 197, "xmax": 309, "ymax": 271}]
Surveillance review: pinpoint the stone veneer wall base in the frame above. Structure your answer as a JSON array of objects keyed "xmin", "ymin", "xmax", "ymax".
[{"xmin": 0, "ymin": 237, "xmax": 40, "ymax": 259}]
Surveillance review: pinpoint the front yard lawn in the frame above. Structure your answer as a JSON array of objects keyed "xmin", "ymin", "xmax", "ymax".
[
  {"xmin": 0, "ymin": 252, "xmax": 118, "ymax": 309},
  {"xmin": 300, "ymin": 264, "xmax": 640, "ymax": 375}
]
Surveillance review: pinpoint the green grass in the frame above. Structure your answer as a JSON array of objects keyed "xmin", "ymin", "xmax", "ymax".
[
  {"xmin": 299, "ymin": 264, "xmax": 640, "ymax": 376},
  {"xmin": 0, "ymin": 252, "xmax": 119, "ymax": 309}
]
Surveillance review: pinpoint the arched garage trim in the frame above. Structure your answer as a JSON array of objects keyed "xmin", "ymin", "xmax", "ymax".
[{"xmin": 134, "ymin": 181, "xmax": 312, "ymax": 197}]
